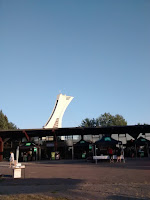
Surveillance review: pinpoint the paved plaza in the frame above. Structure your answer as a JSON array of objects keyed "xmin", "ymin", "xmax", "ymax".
[{"xmin": 0, "ymin": 158, "xmax": 150, "ymax": 200}]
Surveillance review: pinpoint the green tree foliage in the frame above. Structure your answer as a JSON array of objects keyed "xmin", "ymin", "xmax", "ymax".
[
  {"xmin": 98, "ymin": 113, "xmax": 114, "ymax": 126},
  {"xmin": 0, "ymin": 110, "xmax": 17, "ymax": 130},
  {"xmin": 80, "ymin": 118, "xmax": 99, "ymax": 127},
  {"xmin": 137, "ymin": 123, "xmax": 149, "ymax": 125},
  {"xmin": 80, "ymin": 112, "xmax": 127, "ymax": 127},
  {"xmin": 98, "ymin": 113, "xmax": 127, "ymax": 126}
]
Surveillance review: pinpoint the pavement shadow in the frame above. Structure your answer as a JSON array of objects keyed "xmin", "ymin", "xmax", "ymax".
[
  {"xmin": 0, "ymin": 177, "xmax": 101, "ymax": 200},
  {"xmin": 107, "ymin": 195, "xmax": 149, "ymax": 200},
  {"xmin": 0, "ymin": 178, "xmax": 82, "ymax": 195}
]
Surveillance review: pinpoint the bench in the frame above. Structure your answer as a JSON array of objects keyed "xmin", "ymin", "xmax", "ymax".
[{"xmin": 93, "ymin": 155, "xmax": 124, "ymax": 163}]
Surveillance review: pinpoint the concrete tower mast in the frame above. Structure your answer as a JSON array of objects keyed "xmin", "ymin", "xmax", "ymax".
[{"xmin": 43, "ymin": 94, "xmax": 74, "ymax": 129}]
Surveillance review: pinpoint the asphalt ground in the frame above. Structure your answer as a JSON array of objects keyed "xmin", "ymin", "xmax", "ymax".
[{"xmin": 0, "ymin": 158, "xmax": 150, "ymax": 200}]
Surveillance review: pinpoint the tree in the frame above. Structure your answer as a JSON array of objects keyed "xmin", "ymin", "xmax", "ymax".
[
  {"xmin": 80, "ymin": 113, "xmax": 127, "ymax": 127},
  {"xmin": 0, "ymin": 110, "xmax": 17, "ymax": 130},
  {"xmin": 98, "ymin": 113, "xmax": 113, "ymax": 127},
  {"xmin": 80, "ymin": 118, "xmax": 99, "ymax": 127},
  {"xmin": 137, "ymin": 123, "xmax": 149, "ymax": 125},
  {"xmin": 98, "ymin": 113, "xmax": 127, "ymax": 127},
  {"xmin": 0, "ymin": 111, "xmax": 8, "ymax": 130},
  {"xmin": 112, "ymin": 114, "xmax": 127, "ymax": 126}
]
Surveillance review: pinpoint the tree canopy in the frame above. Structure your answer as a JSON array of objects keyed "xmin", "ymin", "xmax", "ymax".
[
  {"xmin": 80, "ymin": 118, "xmax": 99, "ymax": 128},
  {"xmin": 0, "ymin": 110, "xmax": 17, "ymax": 130},
  {"xmin": 137, "ymin": 123, "xmax": 149, "ymax": 125},
  {"xmin": 80, "ymin": 112, "xmax": 127, "ymax": 127}
]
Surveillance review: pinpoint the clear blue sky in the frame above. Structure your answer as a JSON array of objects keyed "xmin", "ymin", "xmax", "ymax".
[{"xmin": 1, "ymin": 0, "xmax": 150, "ymax": 129}]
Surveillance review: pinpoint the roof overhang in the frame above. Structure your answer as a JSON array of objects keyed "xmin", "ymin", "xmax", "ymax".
[{"xmin": 0, "ymin": 125, "xmax": 150, "ymax": 140}]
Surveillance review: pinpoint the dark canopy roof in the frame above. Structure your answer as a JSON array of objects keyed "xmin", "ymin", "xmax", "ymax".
[
  {"xmin": 95, "ymin": 136, "xmax": 122, "ymax": 146},
  {"xmin": 126, "ymin": 137, "xmax": 150, "ymax": 147},
  {"xmin": 74, "ymin": 140, "xmax": 92, "ymax": 147},
  {"xmin": 19, "ymin": 142, "xmax": 37, "ymax": 149},
  {"xmin": 135, "ymin": 137, "xmax": 150, "ymax": 145},
  {"xmin": 0, "ymin": 125, "xmax": 150, "ymax": 140}
]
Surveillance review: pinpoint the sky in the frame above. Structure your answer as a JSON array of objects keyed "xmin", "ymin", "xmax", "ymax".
[{"xmin": 0, "ymin": 0, "xmax": 150, "ymax": 129}]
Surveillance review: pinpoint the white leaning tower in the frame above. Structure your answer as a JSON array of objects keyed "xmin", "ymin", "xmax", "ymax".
[{"xmin": 43, "ymin": 94, "xmax": 74, "ymax": 129}]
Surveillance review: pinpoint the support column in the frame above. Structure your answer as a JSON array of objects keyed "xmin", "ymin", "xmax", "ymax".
[
  {"xmin": 38, "ymin": 147, "xmax": 41, "ymax": 160},
  {"xmin": 72, "ymin": 145, "xmax": 74, "ymax": 160},
  {"xmin": 0, "ymin": 137, "xmax": 3, "ymax": 162},
  {"xmin": 72, "ymin": 135, "xmax": 74, "ymax": 160}
]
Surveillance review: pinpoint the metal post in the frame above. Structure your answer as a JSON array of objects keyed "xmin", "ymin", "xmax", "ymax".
[
  {"xmin": 95, "ymin": 145, "xmax": 97, "ymax": 164},
  {"xmin": 72, "ymin": 145, "xmax": 74, "ymax": 160},
  {"xmin": 95, "ymin": 145, "xmax": 96, "ymax": 156},
  {"xmin": 146, "ymin": 143, "xmax": 149, "ymax": 158},
  {"xmin": 39, "ymin": 147, "xmax": 41, "ymax": 160},
  {"xmin": 145, "ymin": 134, "xmax": 149, "ymax": 158},
  {"xmin": 0, "ymin": 137, "xmax": 3, "ymax": 162},
  {"xmin": 135, "ymin": 143, "xmax": 137, "ymax": 158},
  {"xmin": 72, "ymin": 135, "xmax": 74, "ymax": 160}
]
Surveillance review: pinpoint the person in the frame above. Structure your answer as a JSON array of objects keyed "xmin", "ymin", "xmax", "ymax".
[
  {"xmin": 130, "ymin": 147, "xmax": 135, "ymax": 158},
  {"xmin": 23, "ymin": 152, "xmax": 27, "ymax": 162},
  {"xmin": 108, "ymin": 147, "xmax": 114, "ymax": 163},
  {"xmin": 117, "ymin": 148, "xmax": 122, "ymax": 162},
  {"xmin": 27, "ymin": 151, "xmax": 31, "ymax": 161},
  {"xmin": 9, "ymin": 151, "xmax": 14, "ymax": 168},
  {"xmin": 20, "ymin": 152, "xmax": 24, "ymax": 162}
]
